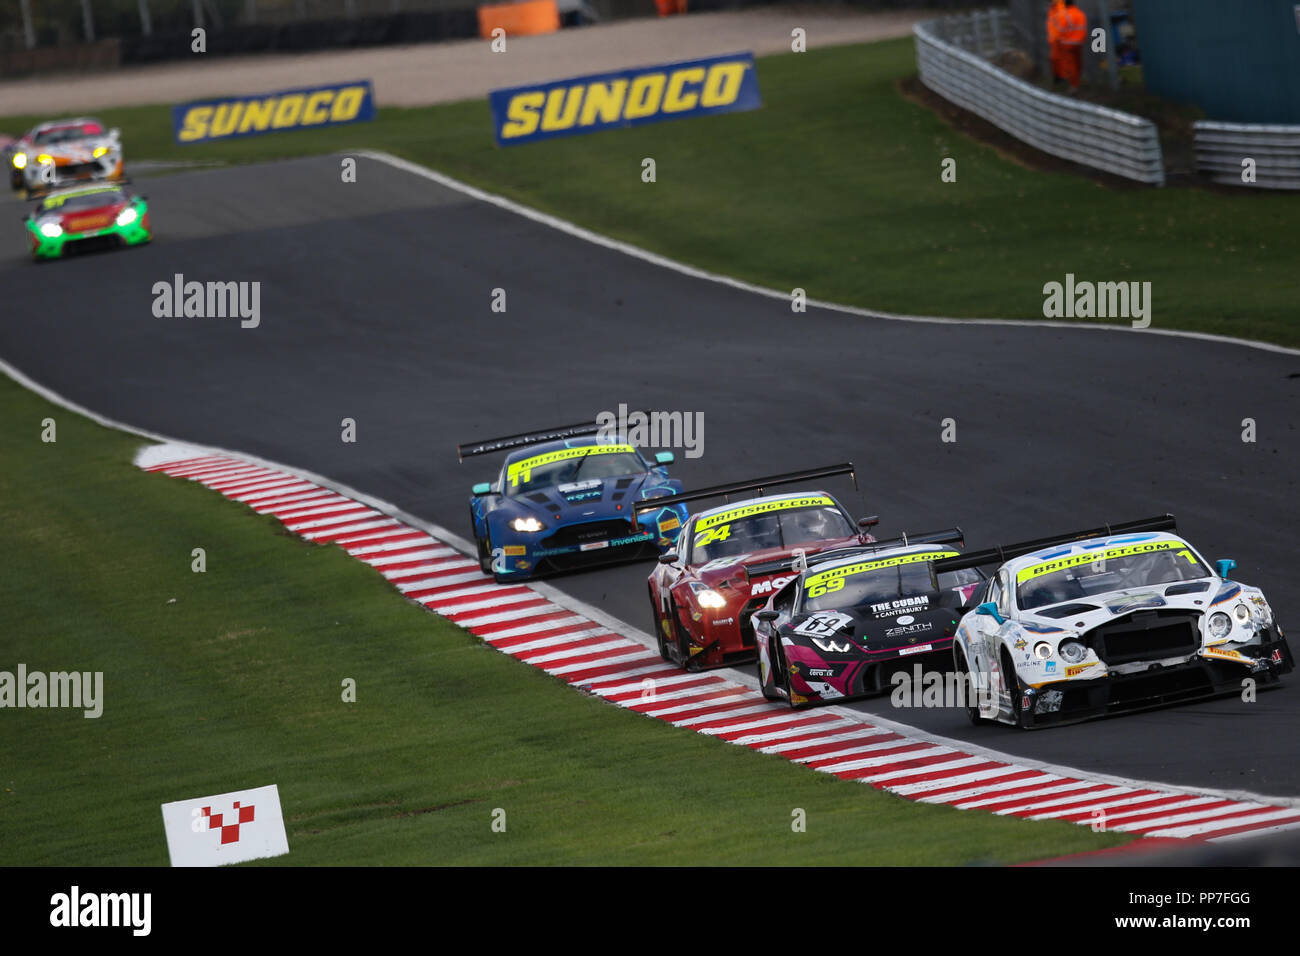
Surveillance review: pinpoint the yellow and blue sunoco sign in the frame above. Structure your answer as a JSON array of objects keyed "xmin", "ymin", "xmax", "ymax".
[
  {"xmin": 489, "ymin": 52, "xmax": 760, "ymax": 147},
  {"xmin": 172, "ymin": 80, "xmax": 375, "ymax": 145}
]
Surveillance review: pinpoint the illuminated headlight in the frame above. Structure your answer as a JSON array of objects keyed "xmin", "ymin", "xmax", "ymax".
[
  {"xmin": 1208, "ymin": 612, "xmax": 1232, "ymax": 640},
  {"xmin": 1033, "ymin": 642, "xmax": 1052, "ymax": 660},
  {"xmin": 116, "ymin": 206, "xmax": 138, "ymax": 227},
  {"xmin": 1058, "ymin": 639, "xmax": 1087, "ymax": 664},
  {"xmin": 39, "ymin": 222, "xmax": 62, "ymax": 238},
  {"xmin": 1233, "ymin": 603, "xmax": 1250, "ymax": 624},
  {"xmin": 93, "ymin": 146, "xmax": 109, "ymax": 158},
  {"xmin": 510, "ymin": 517, "xmax": 544, "ymax": 533},
  {"xmin": 696, "ymin": 589, "xmax": 726, "ymax": 609},
  {"xmin": 36, "ymin": 154, "xmax": 53, "ymax": 165},
  {"xmin": 12, "ymin": 152, "xmax": 26, "ymax": 169}
]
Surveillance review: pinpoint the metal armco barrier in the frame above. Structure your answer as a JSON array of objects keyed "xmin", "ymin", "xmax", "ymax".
[
  {"xmin": 914, "ymin": 12, "xmax": 1165, "ymax": 186},
  {"xmin": 1194, "ymin": 122, "xmax": 1300, "ymax": 190}
]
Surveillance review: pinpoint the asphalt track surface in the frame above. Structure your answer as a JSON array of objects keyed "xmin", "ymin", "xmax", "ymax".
[{"xmin": 4, "ymin": 155, "xmax": 1299, "ymax": 796}]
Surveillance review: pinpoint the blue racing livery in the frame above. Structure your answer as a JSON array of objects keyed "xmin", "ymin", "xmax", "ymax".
[{"xmin": 463, "ymin": 425, "xmax": 688, "ymax": 582}]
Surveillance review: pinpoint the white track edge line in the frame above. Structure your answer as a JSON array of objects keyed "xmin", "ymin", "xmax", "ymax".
[{"xmin": 355, "ymin": 149, "xmax": 1300, "ymax": 359}]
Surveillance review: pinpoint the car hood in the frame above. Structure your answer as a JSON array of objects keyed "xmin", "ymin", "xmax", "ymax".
[
  {"xmin": 32, "ymin": 199, "xmax": 128, "ymax": 231},
  {"xmin": 694, "ymin": 535, "xmax": 866, "ymax": 591},
  {"xmin": 1018, "ymin": 580, "xmax": 1221, "ymax": 634},
  {"xmin": 786, "ymin": 600, "xmax": 959, "ymax": 657},
  {"xmin": 506, "ymin": 472, "xmax": 664, "ymax": 522},
  {"xmin": 32, "ymin": 133, "xmax": 118, "ymax": 162}
]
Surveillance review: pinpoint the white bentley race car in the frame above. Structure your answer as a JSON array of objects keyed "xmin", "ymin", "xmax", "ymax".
[{"xmin": 938, "ymin": 515, "xmax": 1293, "ymax": 729}]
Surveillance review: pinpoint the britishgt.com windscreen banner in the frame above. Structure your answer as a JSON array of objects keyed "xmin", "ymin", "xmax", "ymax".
[
  {"xmin": 172, "ymin": 80, "xmax": 376, "ymax": 145},
  {"xmin": 489, "ymin": 52, "xmax": 761, "ymax": 147}
]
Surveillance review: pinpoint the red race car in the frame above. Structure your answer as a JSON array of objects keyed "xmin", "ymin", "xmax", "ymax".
[{"xmin": 642, "ymin": 464, "xmax": 878, "ymax": 670}]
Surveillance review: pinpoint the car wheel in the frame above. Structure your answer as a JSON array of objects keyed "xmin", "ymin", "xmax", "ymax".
[
  {"xmin": 758, "ymin": 631, "xmax": 781, "ymax": 701},
  {"xmin": 1001, "ymin": 649, "xmax": 1027, "ymax": 728},
  {"xmin": 473, "ymin": 509, "xmax": 492, "ymax": 575},
  {"xmin": 954, "ymin": 647, "xmax": 987, "ymax": 726},
  {"xmin": 669, "ymin": 600, "xmax": 699, "ymax": 671},
  {"xmin": 649, "ymin": 585, "xmax": 672, "ymax": 661}
]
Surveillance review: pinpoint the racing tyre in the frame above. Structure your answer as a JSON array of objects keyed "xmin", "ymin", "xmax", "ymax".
[
  {"xmin": 1001, "ymin": 649, "xmax": 1027, "ymax": 729},
  {"xmin": 758, "ymin": 633, "xmax": 781, "ymax": 702},
  {"xmin": 649, "ymin": 586, "xmax": 671, "ymax": 662},
  {"xmin": 669, "ymin": 600, "xmax": 698, "ymax": 671},
  {"xmin": 472, "ymin": 507, "xmax": 492, "ymax": 575},
  {"xmin": 954, "ymin": 647, "xmax": 987, "ymax": 726}
]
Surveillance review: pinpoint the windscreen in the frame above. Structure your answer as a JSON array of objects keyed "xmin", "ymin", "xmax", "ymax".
[
  {"xmin": 801, "ymin": 549, "xmax": 977, "ymax": 612},
  {"xmin": 41, "ymin": 188, "xmax": 124, "ymax": 212},
  {"xmin": 504, "ymin": 444, "xmax": 645, "ymax": 496},
  {"xmin": 691, "ymin": 500, "xmax": 852, "ymax": 563},
  {"xmin": 1016, "ymin": 539, "xmax": 1210, "ymax": 611},
  {"xmin": 34, "ymin": 123, "xmax": 104, "ymax": 145}
]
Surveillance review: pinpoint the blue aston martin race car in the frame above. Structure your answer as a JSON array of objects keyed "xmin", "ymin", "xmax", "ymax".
[{"xmin": 460, "ymin": 420, "xmax": 689, "ymax": 582}]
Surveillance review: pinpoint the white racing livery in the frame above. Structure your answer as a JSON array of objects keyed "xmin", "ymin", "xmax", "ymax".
[
  {"xmin": 8, "ymin": 117, "xmax": 124, "ymax": 195},
  {"xmin": 939, "ymin": 515, "xmax": 1293, "ymax": 729}
]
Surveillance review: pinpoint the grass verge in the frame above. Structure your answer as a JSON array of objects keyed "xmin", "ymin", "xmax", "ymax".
[{"xmin": 0, "ymin": 371, "xmax": 1130, "ymax": 864}]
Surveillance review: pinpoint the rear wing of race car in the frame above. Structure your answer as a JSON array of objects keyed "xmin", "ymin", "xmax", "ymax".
[
  {"xmin": 631, "ymin": 463, "xmax": 857, "ymax": 519},
  {"xmin": 930, "ymin": 514, "xmax": 1177, "ymax": 575},
  {"xmin": 457, "ymin": 420, "xmax": 602, "ymax": 461},
  {"xmin": 742, "ymin": 527, "xmax": 965, "ymax": 581}
]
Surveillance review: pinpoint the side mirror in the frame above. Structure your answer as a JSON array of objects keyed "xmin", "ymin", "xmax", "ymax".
[
  {"xmin": 1215, "ymin": 558, "xmax": 1236, "ymax": 578},
  {"xmin": 975, "ymin": 601, "xmax": 1005, "ymax": 625},
  {"xmin": 471, "ymin": 482, "xmax": 492, "ymax": 496},
  {"xmin": 858, "ymin": 515, "xmax": 880, "ymax": 529},
  {"xmin": 110, "ymin": 128, "xmax": 121, "ymax": 139},
  {"xmin": 657, "ymin": 551, "xmax": 679, "ymax": 565},
  {"xmin": 756, "ymin": 609, "xmax": 780, "ymax": 623},
  {"xmin": 654, "ymin": 451, "xmax": 674, "ymax": 465}
]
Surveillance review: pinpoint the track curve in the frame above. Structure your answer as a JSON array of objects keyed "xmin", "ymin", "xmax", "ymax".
[{"xmin": 3, "ymin": 154, "xmax": 1298, "ymax": 795}]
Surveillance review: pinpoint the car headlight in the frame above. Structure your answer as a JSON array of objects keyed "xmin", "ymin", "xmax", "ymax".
[
  {"xmin": 93, "ymin": 146, "xmax": 109, "ymax": 158},
  {"xmin": 510, "ymin": 516, "xmax": 544, "ymax": 533},
  {"xmin": 1033, "ymin": 641, "xmax": 1052, "ymax": 660},
  {"xmin": 1208, "ymin": 612, "xmax": 1232, "ymax": 640},
  {"xmin": 36, "ymin": 154, "xmax": 53, "ymax": 165},
  {"xmin": 116, "ymin": 206, "xmax": 138, "ymax": 227},
  {"xmin": 696, "ymin": 589, "xmax": 726, "ymax": 609},
  {"xmin": 1233, "ymin": 603, "xmax": 1250, "ymax": 624},
  {"xmin": 1058, "ymin": 639, "xmax": 1087, "ymax": 664},
  {"xmin": 12, "ymin": 152, "xmax": 26, "ymax": 169},
  {"xmin": 39, "ymin": 222, "xmax": 62, "ymax": 238}
]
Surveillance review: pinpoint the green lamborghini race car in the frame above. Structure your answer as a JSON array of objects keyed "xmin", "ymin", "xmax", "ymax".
[{"xmin": 24, "ymin": 183, "xmax": 150, "ymax": 261}]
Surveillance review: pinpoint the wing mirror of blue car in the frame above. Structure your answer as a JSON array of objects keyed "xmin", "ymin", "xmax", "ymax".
[
  {"xmin": 858, "ymin": 515, "xmax": 880, "ymax": 529},
  {"xmin": 658, "ymin": 551, "xmax": 679, "ymax": 565},
  {"xmin": 471, "ymin": 483, "xmax": 492, "ymax": 496},
  {"xmin": 975, "ymin": 601, "xmax": 1005, "ymax": 625},
  {"xmin": 654, "ymin": 451, "xmax": 674, "ymax": 465},
  {"xmin": 1216, "ymin": 558, "xmax": 1236, "ymax": 578},
  {"xmin": 756, "ymin": 609, "xmax": 780, "ymax": 623}
]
